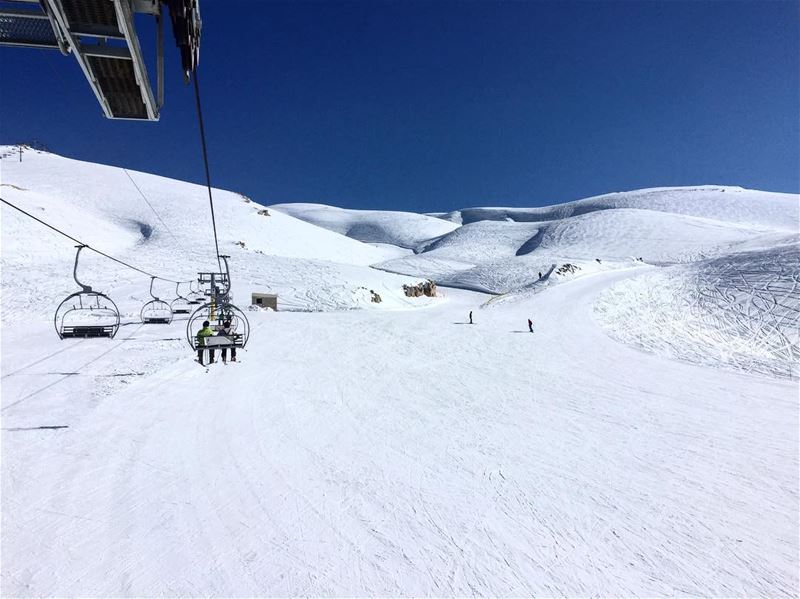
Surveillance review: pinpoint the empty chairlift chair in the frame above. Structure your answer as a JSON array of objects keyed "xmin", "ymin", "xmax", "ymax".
[
  {"xmin": 141, "ymin": 276, "xmax": 173, "ymax": 324},
  {"xmin": 170, "ymin": 282, "xmax": 191, "ymax": 314},
  {"xmin": 54, "ymin": 245, "xmax": 120, "ymax": 339},
  {"xmin": 186, "ymin": 280, "xmax": 205, "ymax": 305}
]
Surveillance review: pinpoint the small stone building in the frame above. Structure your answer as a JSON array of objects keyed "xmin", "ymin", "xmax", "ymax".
[{"xmin": 251, "ymin": 292, "xmax": 278, "ymax": 310}]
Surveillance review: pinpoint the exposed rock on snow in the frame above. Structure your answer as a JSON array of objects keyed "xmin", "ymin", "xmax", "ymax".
[{"xmin": 403, "ymin": 280, "xmax": 438, "ymax": 297}]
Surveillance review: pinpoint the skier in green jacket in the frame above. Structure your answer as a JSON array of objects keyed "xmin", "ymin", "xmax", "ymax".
[{"xmin": 197, "ymin": 320, "xmax": 215, "ymax": 365}]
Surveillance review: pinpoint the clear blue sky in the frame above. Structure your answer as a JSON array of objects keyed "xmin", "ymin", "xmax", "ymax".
[{"xmin": 1, "ymin": 0, "xmax": 798, "ymax": 212}]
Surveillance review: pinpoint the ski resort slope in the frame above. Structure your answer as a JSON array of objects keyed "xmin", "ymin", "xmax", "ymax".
[
  {"xmin": 2, "ymin": 271, "xmax": 797, "ymax": 596},
  {"xmin": 1, "ymin": 147, "xmax": 799, "ymax": 596}
]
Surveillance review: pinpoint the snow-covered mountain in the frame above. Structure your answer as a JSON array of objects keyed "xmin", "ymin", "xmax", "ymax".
[
  {"xmin": 274, "ymin": 185, "xmax": 798, "ymax": 296},
  {"xmin": 1, "ymin": 146, "xmax": 797, "ymax": 597}
]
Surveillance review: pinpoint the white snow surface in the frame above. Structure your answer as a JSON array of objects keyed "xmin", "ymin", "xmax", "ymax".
[
  {"xmin": 270, "ymin": 202, "xmax": 460, "ymax": 250},
  {"xmin": 595, "ymin": 242, "xmax": 800, "ymax": 380},
  {"xmin": 436, "ymin": 185, "xmax": 799, "ymax": 231},
  {"xmin": 1, "ymin": 147, "xmax": 798, "ymax": 596}
]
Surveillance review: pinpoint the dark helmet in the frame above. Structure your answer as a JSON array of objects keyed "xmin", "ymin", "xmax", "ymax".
[{"xmin": 203, "ymin": 320, "xmax": 210, "ymax": 327}]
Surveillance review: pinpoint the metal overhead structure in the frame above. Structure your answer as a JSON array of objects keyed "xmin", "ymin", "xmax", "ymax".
[{"xmin": 0, "ymin": 0, "xmax": 201, "ymax": 120}]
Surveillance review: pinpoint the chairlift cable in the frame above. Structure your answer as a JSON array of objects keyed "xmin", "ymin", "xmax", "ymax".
[
  {"xmin": 191, "ymin": 70, "xmax": 223, "ymax": 273},
  {"xmin": 122, "ymin": 168, "xmax": 183, "ymax": 250},
  {"xmin": 0, "ymin": 196, "xmax": 191, "ymax": 285}
]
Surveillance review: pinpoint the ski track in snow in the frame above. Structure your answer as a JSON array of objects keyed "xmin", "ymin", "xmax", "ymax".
[
  {"xmin": 595, "ymin": 243, "xmax": 800, "ymax": 379},
  {"xmin": 2, "ymin": 271, "xmax": 797, "ymax": 596}
]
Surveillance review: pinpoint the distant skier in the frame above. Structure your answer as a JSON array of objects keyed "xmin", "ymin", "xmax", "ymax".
[
  {"xmin": 219, "ymin": 319, "xmax": 237, "ymax": 364},
  {"xmin": 528, "ymin": 318, "xmax": 533, "ymax": 333},
  {"xmin": 197, "ymin": 320, "xmax": 215, "ymax": 366},
  {"xmin": 469, "ymin": 311, "xmax": 473, "ymax": 324},
  {"xmin": 538, "ymin": 271, "xmax": 542, "ymax": 279}
]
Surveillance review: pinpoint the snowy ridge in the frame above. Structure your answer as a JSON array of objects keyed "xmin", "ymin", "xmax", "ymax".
[
  {"xmin": 270, "ymin": 202, "xmax": 460, "ymax": 250},
  {"xmin": 435, "ymin": 185, "xmax": 799, "ymax": 231}
]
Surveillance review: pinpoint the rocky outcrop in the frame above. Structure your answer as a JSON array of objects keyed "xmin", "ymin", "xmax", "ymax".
[
  {"xmin": 556, "ymin": 263, "xmax": 581, "ymax": 276},
  {"xmin": 403, "ymin": 280, "xmax": 437, "ymax": 297}
]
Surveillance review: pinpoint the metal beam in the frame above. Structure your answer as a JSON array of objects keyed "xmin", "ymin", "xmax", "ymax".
[
  {"xmin": 78, "ymin": 42, "xmax": 131, "ymax": 60},
  {"xmin": 111, "ymin": 0, "xmax": 158, "ymax": 120},
  {"xmin": 39, "ymin": 0, "xmax": 69, "ymax": 54},
  {"xmin": 0, "ymin": 39, "xmax": 59, "ymax": 49},
  {"xmin": 0, "ymin": 7, "xmax": 49, "ymax": 19},
  {"xmin": 42, "ymin": 0, "xmax": 115, "ymax": 118},
  {"xmin": 69, "ymin": 24, "xmax": 126, "ymax": 39},
  {"xmin": 156, "ymin": 9, "xmax": 164, "ymax": 108}
]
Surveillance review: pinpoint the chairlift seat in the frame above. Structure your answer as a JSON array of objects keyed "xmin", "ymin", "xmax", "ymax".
[
  {"xmin": 143, "ymin": 316, "xmax": 172, "ymax": 324},
  {"xmin": 198, "ymin": 334, "xmax": 244, "ymax": 349},
  {"xmin": 141, "ymin": 294, "xmax": 173, "ymax": 324},
  {"xmin": 61, "ymin": 325, "xmax": 116, "ymax": 338}
]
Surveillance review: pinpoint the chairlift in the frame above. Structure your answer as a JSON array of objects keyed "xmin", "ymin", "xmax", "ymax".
[
  {"xmin": 170, "ymin": 282, "xmax": 191, "ymax": 314},
  {"xmin": 186, "ymin": 300, "xmax": 250, "ymax": 352},
  {"xmin": 141, "ymin": 276, "xmax": 173, "ymax": 324},
  {"xmin": 187, "ymin": 280, "xmax": 205, "ymax": 305},
  {"xmin": 54, "ymin": 245, "xmax": 120, "ymax": 339},
  {"xmin": 186, "ymin": 256, "xmax": 249, "ymax": 351}
]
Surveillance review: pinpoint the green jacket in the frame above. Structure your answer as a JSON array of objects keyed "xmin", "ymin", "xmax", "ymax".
[{"xmin": 197, "ymin": 326, "xmax": 214, "ymax": 346}]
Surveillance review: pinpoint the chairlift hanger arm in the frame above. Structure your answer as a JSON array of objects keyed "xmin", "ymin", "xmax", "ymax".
[
  {"xmin": 149, "ymin": 276, "xmax": 159, "ymax": 300},
  {"xmin": 72, "ymin": 245, "xmax": 91, "ymax": 292}
]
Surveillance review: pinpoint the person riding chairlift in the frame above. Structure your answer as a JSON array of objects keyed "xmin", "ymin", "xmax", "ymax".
[
  {"xmin": 197, "ymin": 320, "xmax": 215, "ymax": 365},
  {"xmin": 219, "ymin": 319, "xmax": 237, "ymax": 363}
]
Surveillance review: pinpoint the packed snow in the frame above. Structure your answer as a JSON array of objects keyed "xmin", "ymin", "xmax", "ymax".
[
  {"xmin": 1, "ymin": 146, "xmax": 798, "ymax": 596},
  {"xmin": 595, "ymin": 242, "xmax": 800, "ymax": 380}
]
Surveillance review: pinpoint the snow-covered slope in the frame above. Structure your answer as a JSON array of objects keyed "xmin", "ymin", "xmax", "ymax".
[
  {"xmin": 376, "ymin": 208, "xmax": 794, "ymax": 294},
  {"xmin": 2, "ymin": 147, "xmax": 798, "ymax": 597},
  {"xmin": 436, "ymin": 185, "xmax": 799, "ymax": 231},
  {"xmin": 0, "ymin": 148, "xmax": 433, "ymax": 317},
  {"xmin": 595, "ymin": 242, "xmax": 800, "ymax": 379},
  {"xmin": 270, "ymin": 202, "xmax": 460, "ymax": 250}
]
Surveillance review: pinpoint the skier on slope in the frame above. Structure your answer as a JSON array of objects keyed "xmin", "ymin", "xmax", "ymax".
[
  {"xmin": 219, "ymin": 319, "xmax": 237, "ymax": 364},
  {"xmin": 528, "ymin": 318, "xmax": 533, "ymax": 333},
  {"xmin": 469, "ymin": 310, "xmax": 473, "ymax": 324},
  {"xmin": 197, "ymin": 320, "xmax": 215, "ymax": 366}
]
